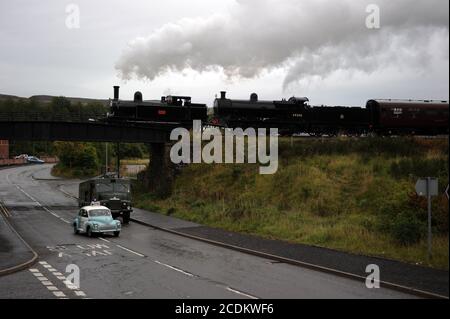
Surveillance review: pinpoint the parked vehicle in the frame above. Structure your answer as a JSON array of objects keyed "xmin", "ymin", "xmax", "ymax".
[
  {"xmin": 73, "ymin": 205, "xmax": 121, "ymax": 237},
  {"xmin": 26, "ymin": 156, "xmax": 45, "ymax": 164}
]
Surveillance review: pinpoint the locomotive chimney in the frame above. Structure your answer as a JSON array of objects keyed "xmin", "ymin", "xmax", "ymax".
[
  {"xmin": 113, "ymin": 86, "xmax": 120, "ymax": 100},
  {"xmin": 220, "ymin": 91, "xmax": 226, "ymax": 99},
  {"xmin": 134, "ymin": 91, "xmax": 143, "ymax": 102}
]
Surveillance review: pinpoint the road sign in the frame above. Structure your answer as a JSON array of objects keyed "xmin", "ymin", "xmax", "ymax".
[
  {"xmin": 415, "ymin": 178, "xmax": 438, "ymax": 261},
  {"xmin": 415, "ymin": 178, "xmax": 439, "ymax": 197}
]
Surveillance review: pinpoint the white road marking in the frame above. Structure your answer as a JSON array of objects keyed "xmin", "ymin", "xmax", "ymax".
[
  {"xmin": 37, "ymin": 261, "xmax": 89, "ymax": 299},
  {"xmin": 99, "ymin": 238, "xmax": 110, "ymax": 243},
  {"xmin": 29, "ymin": 268, "xmax": 39, "ymax": 273},
  {"xmin": 225, "ymin": 287, "xmax": 258, "ymax": 299},
  {"xmin": 37, "ymin": 276, "xmax": 49, "ymax": 281},
  {"xmin": 39, "ymin": 261, "xmax": 48, "ymax": 265},
  {"xmin": 7, "ymin": 173, "xmax": 74, "ymax": 225},
  {"xmin": 41, "ymin": 281, "xmax": 53, "ymax": 286},
  {"xmin": 154, "ymin": 260, "xmax": 195, "ymax": 278},
  {"xmin": 116, "ymin": 245, "xmax": 145, "ymax": 257},
  {"xmin": 53, "ymin": 291, "xmax": 66, "ymax": 298}
]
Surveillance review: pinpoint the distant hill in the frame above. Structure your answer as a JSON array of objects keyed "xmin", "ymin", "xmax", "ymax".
[{"xmin": 0, "ymin": 93, "xmax": 108, "ymax": 106}]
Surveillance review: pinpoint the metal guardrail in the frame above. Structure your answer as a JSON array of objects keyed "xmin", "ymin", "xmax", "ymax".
[{"xmin": 0, "ymin": 112, "xmax": 106, "ymax": 123}]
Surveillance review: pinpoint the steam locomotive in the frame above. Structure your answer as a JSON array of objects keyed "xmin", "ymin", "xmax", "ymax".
[
  {"xmin": 107, "ymin": 86, "xmax": 208, "ymax": 127},
  {"xmin": 106, "ymin": 86, "xmax": 449, "ymax": 136},
  {"xmin": 213, "ymin": 91, "xmax": 449, "ymax": 136}
]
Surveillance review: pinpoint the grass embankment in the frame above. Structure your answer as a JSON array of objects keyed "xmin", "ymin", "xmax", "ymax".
[{"xmin": 135, "ymin": 137, "xmax": 449, "ymax": 269}]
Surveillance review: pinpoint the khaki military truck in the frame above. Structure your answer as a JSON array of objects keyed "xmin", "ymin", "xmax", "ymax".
[{"xmin": 78, "ymin": 175, "xmax": 132, "ymax": 224}]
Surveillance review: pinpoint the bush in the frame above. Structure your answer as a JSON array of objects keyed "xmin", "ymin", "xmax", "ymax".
[
  {"xmin": 390, "ymin": 158, "xmax": 448, "ymax": 181},
  {"xmin": 389, "ymin": 212, "xmax": 424, "ymax": 245}
]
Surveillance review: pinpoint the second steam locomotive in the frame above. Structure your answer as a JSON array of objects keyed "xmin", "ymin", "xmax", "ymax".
[{"xmin": 107, "ymin": 86, "xmax": 449, "ymax": 136}]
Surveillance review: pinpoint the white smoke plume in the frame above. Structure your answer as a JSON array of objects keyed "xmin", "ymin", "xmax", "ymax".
[{"xmin": 115, "ymin": 0, "xmax": 449, "ymax": 90}]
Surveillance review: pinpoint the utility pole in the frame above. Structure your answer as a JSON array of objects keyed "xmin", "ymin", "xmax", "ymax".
[
  {"xmin": 105, "ymin": 142, "xmax": 108, "ymax": 174},
  {"xmin": 427, "ymin": 177, "xmax": 432, "ymax": 261},
  {"xmin": 116, "ymin": 142, "xmax": 120, "ymax": 178}
]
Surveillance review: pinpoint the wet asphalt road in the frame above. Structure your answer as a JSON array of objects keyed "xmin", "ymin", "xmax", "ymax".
[{"xmin": 0, "ymin": 165, "xmax": 416, "ymax": 299}]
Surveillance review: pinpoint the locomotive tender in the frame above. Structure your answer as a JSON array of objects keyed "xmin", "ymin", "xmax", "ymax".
[{"xmin": 106, "ymin": 86, "xmax": 449, "ymax": 136}]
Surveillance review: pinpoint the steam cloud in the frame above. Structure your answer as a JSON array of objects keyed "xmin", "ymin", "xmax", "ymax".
[{"xmin": 115, "ymin": 0, "xmax": 449, "ymax": 89}]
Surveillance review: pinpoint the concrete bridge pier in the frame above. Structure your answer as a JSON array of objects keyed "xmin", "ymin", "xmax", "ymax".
[{"xmin": 142, "ymin": 143, "xmax": 174, "ymax": 197}]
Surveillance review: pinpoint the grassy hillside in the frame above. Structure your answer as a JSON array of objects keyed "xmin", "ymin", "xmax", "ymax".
[{"xmin": 133, "ymin": 137, "xmax": 449, "ymax": 269}]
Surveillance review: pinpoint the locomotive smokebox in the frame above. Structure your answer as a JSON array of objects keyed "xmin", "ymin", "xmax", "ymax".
[
  {"xmin": 220, "ymin": 91, "xmax": 226, "ymax": 99},
  {"xmin": 113, "ymin": 86, "xmax": 120, "ymax": 100},
  {"xmin": 134, "ymin": 91, "xmax": 143, "ymax": 102}
]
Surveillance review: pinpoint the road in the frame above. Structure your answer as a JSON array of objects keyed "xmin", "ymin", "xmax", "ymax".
[{"xmin": 0, "ymin": 164, "xmax": 416, "ymax": 299}]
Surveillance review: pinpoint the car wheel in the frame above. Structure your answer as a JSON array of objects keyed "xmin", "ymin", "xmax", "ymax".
[
  {"xmin": 73, "ymin": 224, "xmax": 79, "ymax": 235},
  {"xmin": 87, "ymin": 227, "xmax": 93, "ymax": 237},
  {"xmin": 113, "ymin": 231, "xmax": 120, "ymax": 237}
]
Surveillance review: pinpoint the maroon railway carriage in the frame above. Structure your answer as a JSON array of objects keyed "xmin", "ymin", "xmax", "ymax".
[{"xmin": 366, "ymin": 99, "xmax": 449, "ymax": 135}]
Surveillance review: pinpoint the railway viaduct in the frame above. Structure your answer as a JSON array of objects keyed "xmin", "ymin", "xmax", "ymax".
[{"xmin": 0, "ymin": 118, "xmax": 176, "ymax": 196}]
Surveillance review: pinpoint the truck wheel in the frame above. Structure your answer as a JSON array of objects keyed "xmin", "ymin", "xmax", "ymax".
[
  {"xmin": 113, "ymin": 231, "xmax": 120, "ymax": 237},
  {"xmin": 123, "ymin": 212, "xmax": 130, "ymax": 224}
]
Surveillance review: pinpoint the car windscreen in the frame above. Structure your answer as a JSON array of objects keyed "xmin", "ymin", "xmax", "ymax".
[
  {"xmin": 113, "ymin": 183, "xmax": 130, "ymax": 193},
  {"xmin": 96, "ymin": 183, "xmax": 129, "ymax": 193},
  {"xmin": 88, "ymin": 209, "xmax": 112, "ymax": 217},
  {"xmin": 96, "ymin": 183, "xmax": 113, "ymax": 192}
]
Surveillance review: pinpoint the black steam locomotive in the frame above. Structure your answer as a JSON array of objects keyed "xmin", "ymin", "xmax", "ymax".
[
  {"xmin": 106, "ymin": 86, "xmax": 449, "ymax": 136},
  {"xmin": 107, "ymin": 86, "xmax": 208, "ymax": 127},
  {"xmin": 213, "ymin": 91, "xmax": 449, "ymax": 136}
]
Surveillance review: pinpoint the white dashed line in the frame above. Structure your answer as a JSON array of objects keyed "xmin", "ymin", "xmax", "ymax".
[
  {"xmin": 116, "ymin": 245, "xmax": 145, "ymax": 257},
  {"xmin": 226, "ymin": 287, "xmax": 258, "ymax": 299},
  {"xmin": 53, "ymin": 291, "xmax": 66, "ymax": 298},
  {"xmin": 6, "ymin": 174, "xmax": 73, "ymax": 225},
  {"xmin": 98, "ymin": 238, "xmax": 110, "ymax": 243},
  {"xmin": 154, "ymin": 260, "xmax": 195, "ymax": 277},
  {"xmin": 29, "ymin": 268, "xmax": 66, "ymax": 299},
  {"xmin": 32, "ymin": 261, "xmax": 89, "ymax": 299}
]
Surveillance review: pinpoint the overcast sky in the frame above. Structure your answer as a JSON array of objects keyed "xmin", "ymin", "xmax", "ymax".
[{"xmin": 0, "ymin": 0, "xmax": 448, "ymax": 107}]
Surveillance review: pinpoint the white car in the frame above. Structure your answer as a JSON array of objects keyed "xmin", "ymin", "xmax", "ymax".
[{"xmin": 73, "ymin": 205, "xmax": 121, "ymax": 237}]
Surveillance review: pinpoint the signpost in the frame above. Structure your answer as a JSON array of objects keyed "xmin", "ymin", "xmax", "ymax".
[{"xmin": 415, "ymin": 178, "xmax": 439, "ymax": 261}]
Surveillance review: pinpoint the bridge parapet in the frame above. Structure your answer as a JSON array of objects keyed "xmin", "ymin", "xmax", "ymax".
[{"xmin": 0, "ymin": 111, "xmax": 106, "ymax": 123}]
